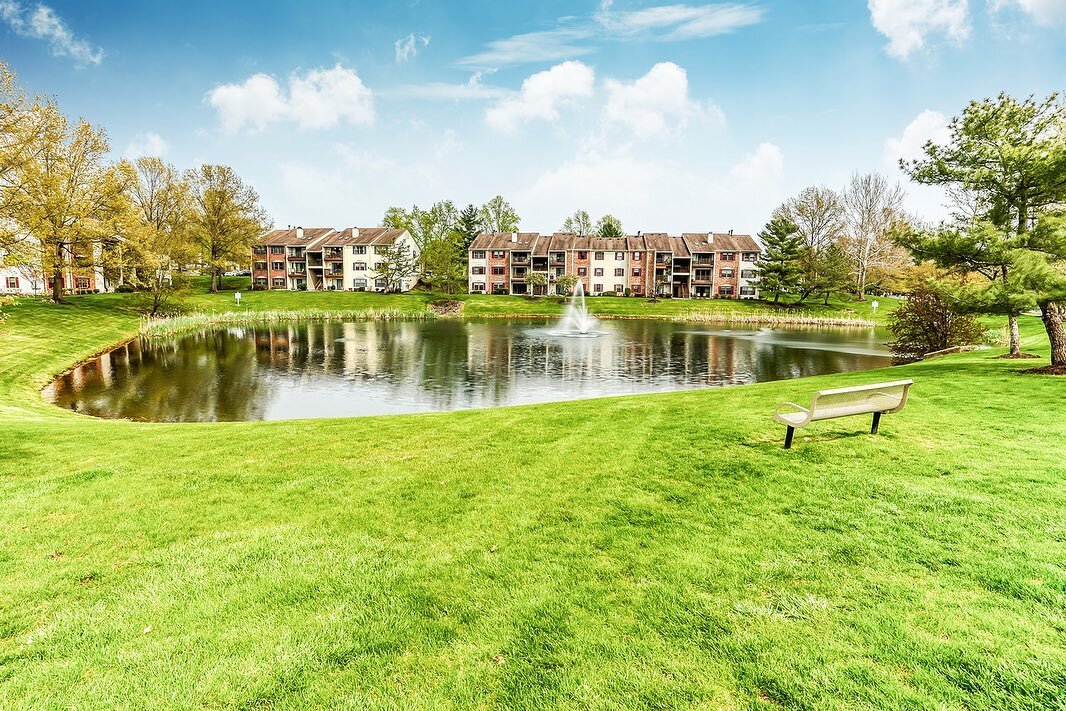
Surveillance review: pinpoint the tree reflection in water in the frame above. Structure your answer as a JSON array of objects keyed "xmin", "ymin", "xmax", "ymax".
[{"xmin": 45, "ymin": 319, "xmax": 892, "ymax": 421}]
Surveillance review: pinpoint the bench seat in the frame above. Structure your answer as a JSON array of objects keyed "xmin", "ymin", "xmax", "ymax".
[{"xmin": 774, "ymin": 379, "xmax": 913, "ymax": 448}]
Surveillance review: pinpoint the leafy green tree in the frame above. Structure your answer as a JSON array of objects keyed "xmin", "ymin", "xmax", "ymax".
[
  {"xmin": 186, "ymin": 164, "xmax": 269, "ymax": 293},
  {"xmin": 1, "ymin": 97, "xmax": 130, "ymax": 303},
  {"xmin": 478, "ymin": 195, "xmax": 520, "ymax": 233},
  {"xmin": 555, "ymin": 273, "xmax": 578, "ymax": 296},
  {"xmin": 525, "ymin": 271, "xmax": 547, "ymax": 296},
  {"xmin": 756, "ymin": 216, "xmax": 804, "ymax": 303},
  {"xmin": 595, "ymin": 214, "xmax": 624, "ymax": 239},
  {"xmin": 381, "ymin": 201, "xmax": 460, "ymax": 278},
  {"xmin": 561, "ymin": 210, "xmax": 593, "ymax": 236},
  {"xmin": 902, "ymin": 92, "xmax": 1066, "ymax": 365},
  {"xmin": 421, "ymin": 233, "xmax": 466, "ymax": 294},
  {"xmin": 375, "ymin": 241, "xmax": 418, "ymax": 292}
]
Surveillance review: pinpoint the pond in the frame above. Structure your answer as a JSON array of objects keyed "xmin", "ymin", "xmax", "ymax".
[{"xmin": 44, "ymin": 319, "xmax": 893, "ymax": 422}]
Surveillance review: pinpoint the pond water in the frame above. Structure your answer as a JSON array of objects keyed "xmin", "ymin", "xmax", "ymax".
[{"xmin": 44, "ymin": 319, "xmax": 893, "ymax": 422}]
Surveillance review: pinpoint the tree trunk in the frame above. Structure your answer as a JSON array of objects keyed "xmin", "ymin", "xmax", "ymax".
[
  {"xmin": 773, "ymin": 292, "xmax": 780, "ymax": 304},
  {"xmin": 51, "ymin": 242, "xmax": 64, "ymax": 303},
  {"xmin": 1041, "ymin": 301, "xmax": 1066, "ymax": 367},
  {"xmin": 209, "ymin": 269, "xmax": 219, "ymax": 293},
  {"xmin": 1008, "ymin": 314, "xmax": 1021, "ymax": 356}
]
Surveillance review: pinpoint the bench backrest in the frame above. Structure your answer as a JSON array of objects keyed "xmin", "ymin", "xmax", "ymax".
[{"xmin": 809, "ymin": 379, "xmax": 912, "ymax": 421}]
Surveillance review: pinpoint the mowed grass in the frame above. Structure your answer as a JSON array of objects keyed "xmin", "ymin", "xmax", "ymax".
[{"xmin": 0, "ymin": 292, "xmax": 1064, "ymax": 708}]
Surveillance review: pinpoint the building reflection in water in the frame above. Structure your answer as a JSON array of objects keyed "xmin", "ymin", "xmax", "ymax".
[{"xmin": 44, "ymin": 319, "xmax": 892, "ymax": 422}]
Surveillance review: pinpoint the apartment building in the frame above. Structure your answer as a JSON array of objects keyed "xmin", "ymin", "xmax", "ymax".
[
  {"xmin": 467, "ymin": 231, "xmax": 760, "ymax": 299},
  {"xmin": 251, "ymin": 226, "xmax": 420, "ymax": 292},
  {"xmin": 1, "ymin": 242, "xmax": 110, "ymax": 296}
]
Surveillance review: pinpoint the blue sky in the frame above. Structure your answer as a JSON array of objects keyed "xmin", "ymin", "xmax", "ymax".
[{"xmin": 1, "ymin": 0, "xmax": 1064, "ymax": 235}]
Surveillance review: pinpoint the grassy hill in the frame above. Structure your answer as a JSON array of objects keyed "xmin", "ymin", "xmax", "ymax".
[{"xmin": 0, "ymin": 291, "xmax": 1062, "ymax": 708}]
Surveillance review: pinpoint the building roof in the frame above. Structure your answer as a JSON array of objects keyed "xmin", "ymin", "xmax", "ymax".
[
  {"xmin": 469, "ymin": 232, "xmax": 543, "ymax": 251},
  {"xmin": 258, "ymin": 227, "xmax": 409, "ymax": 249},
  {"xmin": 711, "ymin": 232, "xmax": 760, "ymax": 252}
]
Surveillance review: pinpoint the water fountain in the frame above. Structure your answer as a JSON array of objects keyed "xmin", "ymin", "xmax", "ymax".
[{"xmin": 551, "ymin": 280, "xmax": 606, "ymax": 337}]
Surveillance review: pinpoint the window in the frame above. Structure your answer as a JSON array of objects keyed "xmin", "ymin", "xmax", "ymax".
[
  {"xmin": 491, "ymin": 250, "xmax": 506, "ymax": 259},
  {"xmin": 615, "ymin": 251, "xmax": 625, "ymax": 260},
  {"xmin": 578, "ymin": 267, "xmax": 587, "ymax": 276},
  {"xmin": 594, "ymin": 251, "xmax": 604, "ymax": 260},
  {"xmin": 374, "ymin": 245, "xmax": 390, "ymax": 254},
  {"xmin": 741, "ymin": 269, "xmax": 757, "ymax": 279},
  {"xmin": 472, "ymin": 282, "xmax": 486, "ymax": 292},
  {"xmin": 471, "ymin": 250, "xmax": 486, "ymax": 259},
  {"xmin": 352, "ymin": 278, "xmax": 367, "ymax": 289},
  {"xmin": 375, "ymin": 278, "xmax": 388, "ymax": 288},
  {"xmin": 492, "ymin": 282, "xmax": 506, "ymax": 294},
  {"xmin": 740, "ymin": 286, "xmax": 756, "ymax": 296},
  {"xmin": 272, "ymin": 261, "xmax": 285, "ymax": 271},
  {"xmin": 272, "ymin": 277, "xmax": 285, "ymax": 287},
  {"xmin": 632, "ymin": 251, "xmax": 642, "ymax": 260},
  {"xmin": 632, "ymin": 267, "xmax": 642, "ymax": 277},
  {"xmin": 491, "ymin": 266, "xmax": 505, "ymax": 275},
  {"xmin": 719, "ymin": 284, "xmax": 734, "ymax": 295},
  {"xmin": 5, "ymin": 276, "xmax": 18, "ymax": 289},
  {"xmin": 353, "ymin": 262, "xmax": 367, "ymax": 271},
  {"xmin": 270, "ymin": 246, "xmax": 285, "ymax": 254},
  {"xmin": 472, "ymin": 266, "xmax": 486, "ymax": 275},
  {"xmin": 76, "ymin": 277, "xmax": 90, "ymax": 289},
  {"xmin": 594, "ymin": 283, "xmax": 604, "ymax": 293},
  {"xmin": 352, "ymin": 245, "xmax": 367, "ymax": 255},
  {"xmin": 255, "ymin": 277, "xmax": 268, "ymax": 286},
  {"xmin": 253, "ymin": 246, "xmax": 267, "ymax": 255},
  {"xmin": 614, "ymin": 268, "xmax": 624, "ymax": 277},
  {"xmin": 593, "ymin": 268, "xmax": 604, "ymax": 276},
  {"xmin": 720, "ymin": 252, "xmax": 736, "ymax": 261},
  {"xmin": 615, "ymin": 284, "xmax": 624, "ymax": 293},
  {"xmin": 742, "ymin": 252, "xmax": 758, "ymax": 262},
  {"xmin": 720, "ymin": 268, "xmax": 735, "ymax": 278},
  {"xmin": 254, "ymin": 261, "xmax": 267, "ymax": 271},
  {"xmin": 577, "ymin": 251, "xmax": 588, "ymax": 259}
]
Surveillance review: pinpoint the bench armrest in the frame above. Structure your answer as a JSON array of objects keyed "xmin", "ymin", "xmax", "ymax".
[{"xmin": 775, "ymin": 402, "xmax": 810, "ymax": 417}]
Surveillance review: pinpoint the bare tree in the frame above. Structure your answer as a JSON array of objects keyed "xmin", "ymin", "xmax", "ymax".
[
  {"xmin": 772, "ymin": 186, "xmax": 845, "ymax": 253},
  {"xmin": 841, "ymin": 172, "xmax": 908, "ymax": 300}
]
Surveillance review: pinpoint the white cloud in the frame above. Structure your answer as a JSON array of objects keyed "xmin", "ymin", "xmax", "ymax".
[
  {"xmin": 596, "ymin": 2, "xmax": 765, "ymax": 39},
  {"xmin": 395, "ymin": 33, "xmax": 430, "ymax": 63},
  {"xmin": 602, "ymin": 62, "xmax": 720, "ymax": 139},
  {"xmin": 991, "ymin": 0, "xmax": 1066, "ymax": 25},
  {"xmin": 730, "ymin": 142, "xmax": 784, "ymax": 183},
  {"xmin": 883, "ymin": 109, "xmax": 950, "ymax": 166},
  {"xmin": 516, "ymin": 141, "xmax": 786, "ymax": 236},
  {"xmin": 393, "ymin": 72, "xmax": 509, "ymax": 100},
  {"xmin": 458, "ymin": 2, "xmax": 764, "ymax": 68},
  {"xmin": 457, "ymin": 27, "xmax": 594, "ymax": 69},
  {"xmin": 885, "ymin": 110, "xmax": 952, "ymax": 221},
  {"xmin": 123, "ymin": 132, "xmax": 169, "ymax": 160},
  {"xmin": 486, "ymin": 61, "xmax": 596, "ymax": 132},
  {"xmin": 868, "ymin": 0, "xmax": 970, "ymax": 59},
  {"xmin": 0, "ymin": 0, "xmax": 103, "ymax": 65},
  {"xmin": 206, "ymin": 64, "xmax": 374, "ymax": 133}
]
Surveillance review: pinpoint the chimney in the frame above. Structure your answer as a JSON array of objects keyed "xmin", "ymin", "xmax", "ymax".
[
  {"xmin": 511, "ymin": 232, "xmax": 518, "ymax": 242},
  {"xmin": 637, "ymin": 230, "xmax": 642, "ymax": 237},
  {"xmin": 296, "ymin": 226, "xmax": 304, "ymax": 239},
  {"xmin": 728, "ymin": 229, "xmax": 733, "ymax": 236},
  {"xmin": 351, "ymin": 227, "xmax": 358, "ymax": 239}
]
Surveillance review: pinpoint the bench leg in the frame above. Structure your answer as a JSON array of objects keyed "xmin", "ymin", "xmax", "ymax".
[
  {"xmin": 784, "ymin": 426, "xmax": 795, "ymax": 449},
  {"xmin": 871, "ymin": 412, "xmax": 882, "ymax": 434}
]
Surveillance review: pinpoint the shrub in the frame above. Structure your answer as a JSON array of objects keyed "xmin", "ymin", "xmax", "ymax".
[
  {"xmin": 887, "ymin": 284, "xmax": 985, "ymax": 363},
  {"xmin": 115, "ymin": 284, "xmax": 138, "ymax": 293}
]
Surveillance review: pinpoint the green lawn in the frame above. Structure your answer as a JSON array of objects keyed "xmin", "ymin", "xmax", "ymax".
[{"xmin": 0, "ymin": 292, "xmax": 1063, "ymax": 708}]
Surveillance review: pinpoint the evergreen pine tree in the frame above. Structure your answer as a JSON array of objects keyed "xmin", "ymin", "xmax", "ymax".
[{"xmin": 756, "ymin": 217, "xmax": 804, "ymax": 303}]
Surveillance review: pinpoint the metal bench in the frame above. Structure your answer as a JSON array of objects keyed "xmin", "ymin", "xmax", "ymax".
[{"xmin": 774, "ymin": 379, "xmax": 913, "ymax": 449}]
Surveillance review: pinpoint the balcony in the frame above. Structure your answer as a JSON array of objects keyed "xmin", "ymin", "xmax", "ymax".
[
  {"xmin": 324, "ymin": 250, "xmax": 344, "ymax": 261},
  {"xmin": 693, "ymin": 257, "xmax": 714, "ymax": 266},
  {"xmin": 512, "ymin": 254, "xmax": 531, "ymax": 264}
]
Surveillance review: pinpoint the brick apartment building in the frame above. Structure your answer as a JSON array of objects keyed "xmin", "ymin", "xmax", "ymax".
[
  {"xmin": 467, "ymin": 231, "xmax": 760, "ymax": 298},
  {"xmin": 252, "ymin": 226, "xmax": 420, "ymax": 292}
]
